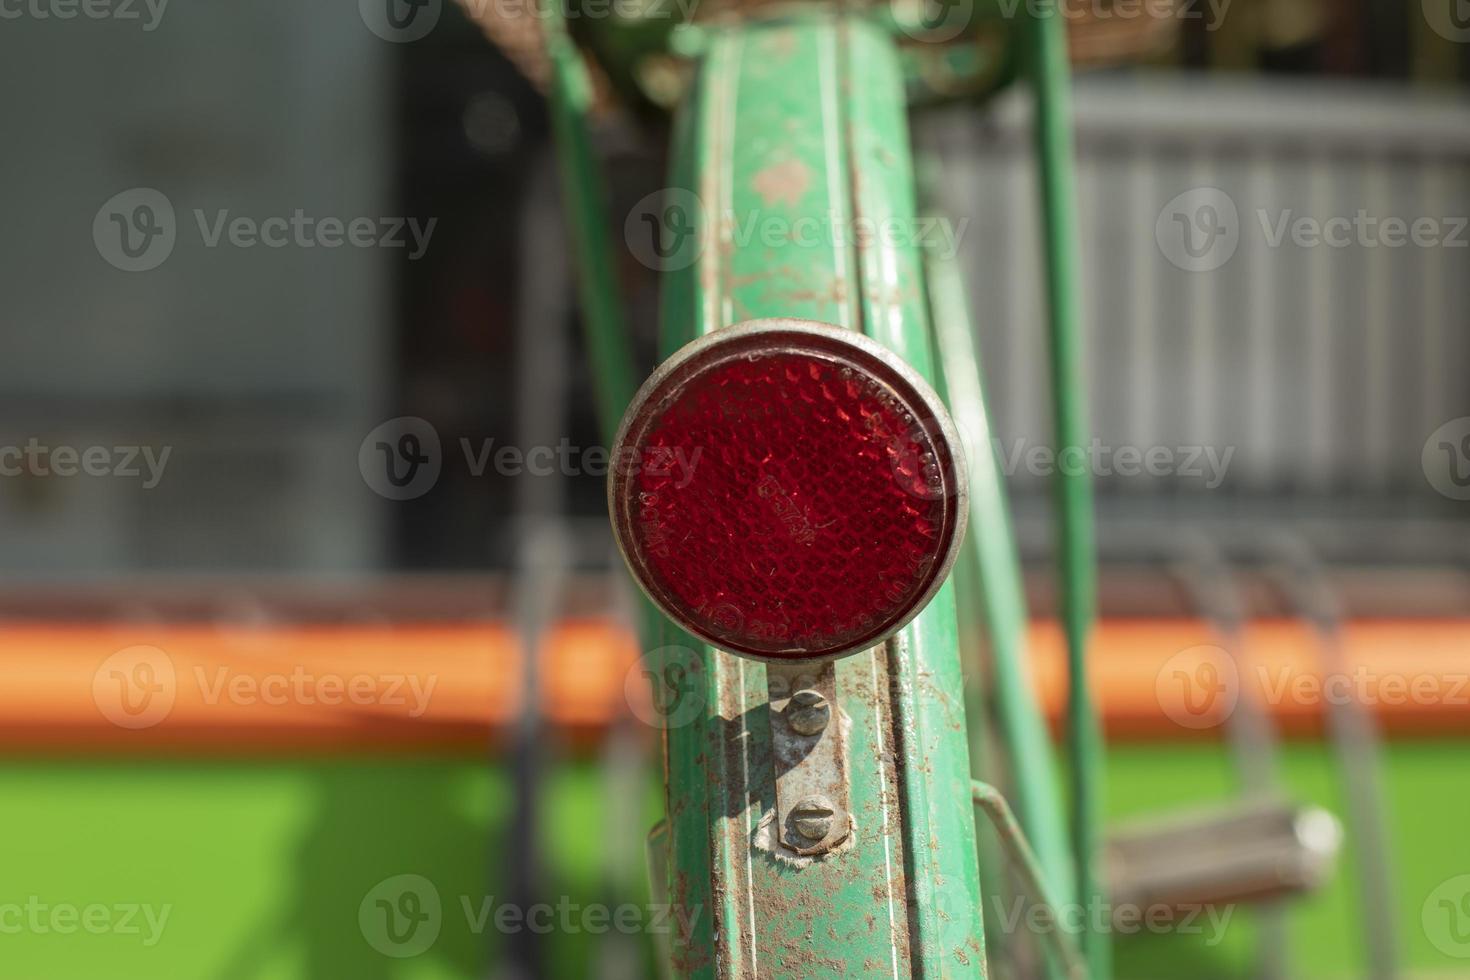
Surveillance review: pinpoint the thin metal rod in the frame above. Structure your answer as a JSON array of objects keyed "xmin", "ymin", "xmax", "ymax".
[
  {"xmin": 506, "ymin": 151, "xmax": 574, "ymax": 978},
  {"xmin": 972, "ymin": 781, "xmax": 1089, "ymax": 980},
  {"xmin": 542, "ymin": 0, "xmax": 638, "ymax": 444},
  {"xmin": 927, "ymin": 246, "xmax": 1074, "ymax": 908},
  {"xmin": 1170, "ymin": 533, "xmax": 1289, "ymax": 980},
  {"xmin": 1266, "ymin": 536, "xmax": 1399, "ymax": 980},
  {"xmin": 1171, "ymin": 533, "xmax": 1281, "ymax": 797},
  {"xmin": 1026, "ymin": 7, "xmax": 1108, "ymax": 976}
]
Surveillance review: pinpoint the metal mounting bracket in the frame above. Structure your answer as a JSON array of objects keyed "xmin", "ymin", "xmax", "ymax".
[{"xmin": 766, "ymin": 661, "xmax": 852, "ymax": 856}]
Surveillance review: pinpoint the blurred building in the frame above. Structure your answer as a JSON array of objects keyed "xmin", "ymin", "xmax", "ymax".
[{"xmin": 0, "ymin": 0, "xmax": 1465, "ymax": 576}]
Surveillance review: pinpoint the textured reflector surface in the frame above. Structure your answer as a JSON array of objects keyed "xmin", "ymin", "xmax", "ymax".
[{"xmin": 613, "ymin": 326, "xmax": 963, "ymax": 660}]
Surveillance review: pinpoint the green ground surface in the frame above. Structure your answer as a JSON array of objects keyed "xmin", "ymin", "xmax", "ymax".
[{"xmin": 0, "ymin": 741, "xmax": 1464, "ymax": 978}]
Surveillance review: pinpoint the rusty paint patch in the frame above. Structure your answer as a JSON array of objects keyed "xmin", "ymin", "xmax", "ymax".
[
  {"xmin": 765, "ymin": 28, "xmax": 798, "ymax": 61},
  {"xmin": 751, "ymin": 158, "xmax": 812, "ymax": 209}
]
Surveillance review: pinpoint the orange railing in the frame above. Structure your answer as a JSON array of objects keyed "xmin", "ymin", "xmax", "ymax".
[{"xmin": 3, "ymin": 619, "xmax": 1465, "ymax": 754}]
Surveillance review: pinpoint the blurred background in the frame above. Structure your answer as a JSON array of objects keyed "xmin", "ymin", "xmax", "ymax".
[{"xmin": 1, "ymin": 0, "xmax": 1468, "ymax": 977}]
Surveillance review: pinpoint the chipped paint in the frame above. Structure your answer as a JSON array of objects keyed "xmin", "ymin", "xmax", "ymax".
[{"xmin": 750, "ymin": 158, "xmax": 813, "ymax": 209}]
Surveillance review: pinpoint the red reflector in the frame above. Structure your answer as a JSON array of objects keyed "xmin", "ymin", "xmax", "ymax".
[{"xmin": 609, "ymin": 319, "xmax": 968, "ymax": 662}]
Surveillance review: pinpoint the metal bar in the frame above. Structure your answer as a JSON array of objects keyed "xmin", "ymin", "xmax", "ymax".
[
  {"xmin": 1265, "ymin": 537, "xmax": 1400, "ymax": 980},
  {"xmin": 926, "ymin": 245, "xmax": 1073, "ymax": 907},
  {"xmin": 1169, "ymin": 534, "xmax": 1289, "ymax": 980},
  {"xmin": 1025, "ymin": 7, "xmax": 1108, "ymax": 977},
  {"xmin": 658, "ymin": 20, "xmax": 904, "ymax": 976},
  {"xmin": 505, "ymin": 150, "xmax": 576, "ymax": 977},
  {"xmin": 1170, "ymin": 534, "xmax": 1280, "ymax": 795},
  {"xmin": 843, "ymin": 17, "xmax": 986, "ymax": 974},
  {"xmin": 646, "ymin": 821, "xmax": 674, "ymax": 980},
  {"xmin": 542, "ymin": 0, "xmax": 639, "ymax": 444},
  {"xmin": 767, "ymin": 662, "xmax": 852, "ymax": 856},
  {"xmin": 649, "ymin": 15, "xmax": 985, "ymax": 975},
  {"xmin": 971, "ymin": 781, "xmax": 1088, "ymax": 980},
  {"xmin": 920, "ymin": 236, "xmax": 1021, "ymax": 972},
  {"xmin": 1105, "ymin": 800, "xmax": 1341, "ymax": 912}
]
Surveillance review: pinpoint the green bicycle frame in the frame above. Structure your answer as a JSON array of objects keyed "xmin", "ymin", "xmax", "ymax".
[
  {"xmin": 655, "ymin": 20, "xmax": 982, "ymax": 974},
  {"xmin": 547, "ymin": 6, "xmax": 1104, "ymax": 976}
]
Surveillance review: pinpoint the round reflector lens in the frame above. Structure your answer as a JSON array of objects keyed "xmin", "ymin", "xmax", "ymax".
[{"xmin": 609, "ymin": 319, "xmax": 967, "ymax": 662}]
